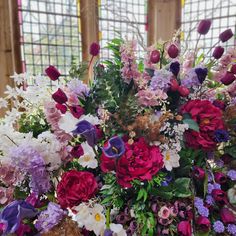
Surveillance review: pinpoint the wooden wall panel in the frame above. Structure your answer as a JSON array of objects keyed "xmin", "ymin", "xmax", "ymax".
[{"xmin": 147, "ymin": 0, "xmax": 182, "ymax": 45}]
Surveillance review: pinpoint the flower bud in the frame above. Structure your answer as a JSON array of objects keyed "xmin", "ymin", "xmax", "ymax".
[
  {"xmin": 52, "ymin": 88, "xmax": 68, "ymax": 104},
  {"xmin": 220, "ymin": 207, "xmax": 236, "ymax": 224},
  {"xmin": 45, "ymin": 65, "xmax": 61, "ymax": 81},
  {"xmin": 55, "ymin": 103, "xmax": 67, "ymax": 114},
  {"xmin": 197, "ymin": 19, "xmax": 212, "ymax": 35},
  {"xmin": 221, "ymin": 72, "xmax": 236, "ymax": 85},
  {"xmin": 70, "ymin": 145, "xmax": 84, "ymax": 158},
  {"xmin": 230, "ymin": 64, "xmax": 236, "ymax": 74},
  {"xmin": 195, "ymin": 67, "xmax": 208, "ymax": 84},
  {"xmin": 212, "ymin": 189, "xmax": 228, "ymax": 205},
  {"xmin": 150, "ymin": 50, "xmax": 160, "ymax": 63},
  {"xmin": 170, "ymin": 61, "xmax": 180, "ymax": 76},
  {"xmin": 213, "ymin": 99, "xmax": 226, "ymax": 111},
  {"xmin": 89, "ymin": 42, "xmax": 100, "ymax": 56},
  {"xmin": 219, "ymin": 29, "xmax": 233, "ymax": 42},
  {"xmin": 214, "ymin": 172, "xmax": 227, "ymax": 184},
  {"xmin": 196, "ymin": 216, "xmax": 211, "ymax": 232},
  {"xmin": 212, "ymin": 46, "xmax": 224, "ymax": 59},
  {"xmin": 178, "ymin": 86, "xmax": 190, "ymax": 97},
  {"xmin": 170, "ymin": 79, "xmax": 179, "ymax": 91},
  {"xmin": 193, "ymin": 166, "xmax": 205, "ymax": 180},
  {"xmin": 167, "ymin": 44, "xmax": 179, "ymax": 58},
  {"xmin": 177, "ymin": 221, "xmax": 192, "ymax": 236}
]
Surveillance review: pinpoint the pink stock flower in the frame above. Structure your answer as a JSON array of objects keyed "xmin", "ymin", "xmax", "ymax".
[
  {"xmin": 0, "ymin": 187, "xmax": 14, "ymax": 205},
  {"xmin": 158, "ymin": 206, "xmax": 171, "ymax": 219},
  {"xmin": 183, "ymin": 52, "xmax": 195, "ymax": 72}
]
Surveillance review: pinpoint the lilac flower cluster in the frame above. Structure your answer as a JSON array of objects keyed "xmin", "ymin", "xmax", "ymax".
[
  {"xmin": 227, "ymin": 170, "xmax": 236, "ymax": 181},
  {"xmin": 150, "ymin": 70, "xmax": 172, "ymax": 92},
  {"xmin": 207, "ymin": 183, "xmax": 221, "ymax": 194},
  {"xmin": 213, "ymin": 221, "xmax": 225, "ymax": 233},
  {"xmin": 194, "ymin": 197, "xmax": 209, "ymax": 217},
  {"xmin": 227, "ymin": 224, "xmax": 236, "ymax": 235},
  {"xmin": 9, "ymin": 145, "xmax": 51, "ymax": 194},
  {"xmin": 35, "ymin": 202, "xmax": 66, "ymax": 233}
]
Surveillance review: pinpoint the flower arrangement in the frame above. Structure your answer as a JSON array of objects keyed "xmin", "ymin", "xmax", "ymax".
[{"xmin": 0, "ymin": 19, "xmax": 236, "ymax": 236}]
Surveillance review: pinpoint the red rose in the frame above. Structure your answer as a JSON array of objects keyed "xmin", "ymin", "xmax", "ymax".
[
  {"xmin": 181, "ymin": 100, "xmax": 224, "ymax": 150},
  {"xmin": 116, "ymin": 137, "xmax": 163, "ymax": 188},
  {"xmin": 177, "ymin": 221, "xmax": 192, "ymax": 236},
  {"xmin": 57, "ymin": 170, "xmax": 97, "ymax": 208}
]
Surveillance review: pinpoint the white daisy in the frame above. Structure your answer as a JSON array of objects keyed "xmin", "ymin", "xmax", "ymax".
[{"xmin": 110, "ymin": 223, "xmax": 127, "ymax": 236}]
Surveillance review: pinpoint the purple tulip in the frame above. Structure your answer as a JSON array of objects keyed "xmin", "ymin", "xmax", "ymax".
[
  {"xmin": 195, "ymin": 67, "xmax": 208, "ymax": 84},
  {"xmin": 45, "ymin": 65, "xmax": 61, "ymax": 81},
  {"xmin": 0, "ymin": 200, "xmax": 37, "ymax": 235},
  {"xmin": 89, "ymin": 42, "xmax": 100, "ymax": 56},
  {"xmin": 170, "ymin": 61, "xmax": 180, "ymax": 76},
  {"xmin": 150, "ymin": 50, "xmax": 160, "ymax": 63},
  {"xmin": 197, "ymin": 19, "xmax": 212, "ymax": 35},
  {"xmin": 231, "ymin": 64, "xmax": 236, "ymax": 74},
  {"xmin": 167, "ymin": 44, "xmax": 179, "ymax": 58},
  {"xmin": 52, "ymin": 88, "xmax": 68, "ymax": 104},
  {"xmin": 73, "ymin": 120, "xmax": 97, "ymax": 147},
  {"xmin": 219, "ymin": 29, "xmax": 233, "ymax": 42},
  {"xmin": 221, "ymin": 72, "xmax": 236, "ymax": 85},
  {"xmin": 103, "ymin": 136, "xmax": 125, "ymax": 158},
  {"xmin": 212, "ymin": 46, "xmax": 224, "ymax": 59}
]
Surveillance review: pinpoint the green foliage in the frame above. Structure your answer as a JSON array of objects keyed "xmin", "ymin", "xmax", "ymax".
[
  {"xmin": 224, "ymin": 145, "xmax": 236, "ymax": 158},
  {"xmin": 69, "ymin": 55, "xmax": 88, "ymax": 79},
  {"xmin": 153, "ymin": 177, "xmax": 192, "ymax": 200},
  {"xmin": 100, "ymin": 174, "xmax": 125, "ymax": 209},
  {"xmin": 18, "ymin": 109, "xmax": 49, "ymax": 138},
  {"xmin": 182, "ymin": 113, "xmax": 199, "ymax": 132}
]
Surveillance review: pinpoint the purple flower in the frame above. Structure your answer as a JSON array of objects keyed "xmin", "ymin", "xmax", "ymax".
[
  {"xmin": 104, "ymin": 229, "xmax": 113, "ymax": 236},
  {"xmin": 213, "ymin": 221, "xmax": 225, "ymax": 233},
  {"xmin": 169, "ymin": 61, "xmax": 180, "ymax": 76},
  {"xmin": 195, "ymin": 67, "xmax": 208, "ymax": 84},
  {"xmin": 89, "ymin": 42, "xmax": 100, "ymax": 56},
  {"xmin": 227, "ymin": 170, "xmax": 236, "ymax": 180},
  {"xmin": 150, "ymin": 70, "xmax": 172, "ymax": 91},
  {"xmin": 0, "ymin": 200, "xmax": 37, "ymax": 235},
  {"xmin": 73, "ymin": 120, "xmax": 97, "ymax": 147},
  {"xmin": 67, "ymin": 79, "xmax": 90, "ymax": 99},
  {"xmin": 9, "ymin": 145, "xmax": 51, "ymax": 194},
  {"xmin": 52, "ymin": 88, "xmax": 68, "ymax": 104},
  {"xmin": 227, "ymin": 224, "xmax": 236, "ymax": 235},
  {"xmin": 181, "ymin": 69, "xmax": 200, "ymax": 88},
  {"xmin": 213, "ymin": 46, "xmax": 224, "ymax": 59},
  {"xmin": 214, "ymin": 129, "xmax": 230, "ymax": 142},
  {"xmin": 197, "ymin": 19, "xmax": 212, "ymax": 35},
  {"xmin": 206, "ymin": 195, "xmax": 215, "ymax": 205},
  {"xmin": 194, "ymin": 197, "xmax": 209, "ymax": 217},
  {"xmin": 103, "ymin": 136, "xmax": 125, "ymax": 158},
  {"xmin": 35, "ymin": 202, "xmax": 65, "ymax": 233},
  {"xmin": 219, "ymin": 29, "xmax": 234, "ymax": 42}
]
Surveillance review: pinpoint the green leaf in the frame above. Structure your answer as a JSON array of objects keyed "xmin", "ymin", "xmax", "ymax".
[
  {"xmin": 173, "ymin": 178, "xmax": 192, "ymax": 198},
  {"xmin": 224, "ymin": 145, "xmax": 236, "ymax": 158},
  {"xmin": 183, "ymin": 118, "xmax": 199, "ymax": 132},
  {"xmin": 137, "ymin": 188, "xmax": 148, "ymax": 202}
]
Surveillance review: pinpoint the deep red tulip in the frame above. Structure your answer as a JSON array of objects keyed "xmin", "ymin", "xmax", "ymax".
[
  {"xmin": 193, "ymin": 166, "xmax": 205, "ymax": 180},
  {"xmin": 69, "ymin": 105, "xmax": 84, "ymax": 119},
  {"xmin": 220, "ymin": 207, "xmax": 236, "ymax": 224},
  {"xmin": 212, "ymin": 189, "xmax": 228, "ymax": 205},
  {"xmin": 197, "ymin": 19, "xmax": 212, "ymax": 35},
  {"xmin": 196, "ymin": 216, "xmax": 211, "ymax": 232},
  {"xmin": 212, "ymin": 46, "xmax": 224, "ymax": 59},
  {"xmin": 177, "ymin": 221, "xmax": 192, "ymax": 236},
  {"xmin": 150, "ymin": 50, "xmax": 161, "ymax": 63},
  {"xmin": 167, "ymin": 44, "xmax": 179, "ymax": 58},
  {"xmin": 214, "ymin": 172, "xmax": 227, "ymax": 184},
  {"xmin": 55, "ymin": 103, "xmax": 67, "ymax": 114},
  {"xmin": 52, "ymin": 88, "xmax": 68, "ymax": 104},
  {"xmin": 230, "ymin": 64, "xmax": 236, "ymax": 74},
  {"xmin": 45, "ymin": 65, "xmax": 61, "ymax": 81},
  {"xmin": 170, "ymin": 79, "xmax": 179, "ymax": 91},
  {"xmin": 178, "ymin": 86, "xmax": 190, "ymax": 97},
  {"xmin": 221, "ymin": 72, "xmax": 236, "ymax": 85},
  {"xmin": 219, "ymin": 29, "xmax": 233, "ymax": 42}
]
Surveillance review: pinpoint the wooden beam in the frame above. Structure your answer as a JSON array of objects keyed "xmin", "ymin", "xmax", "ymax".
[
  {"xmin": 79, "ymin": 0, "xmax": 99, "ymax": 83},
  {"xmin": 0, "ymin": 0, "xmax": 22, "ymax": 116},
  {"xmin": 147, "ymin": 0, "xmax": 182, "ymax": 45}
]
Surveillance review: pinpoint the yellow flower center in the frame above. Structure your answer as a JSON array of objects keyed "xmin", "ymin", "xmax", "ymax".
[
  {"xmin": 83, "ymin": 155, "xmax": 91, "ymax": 162},
  {"xmin": 95, "ymin": 213, "xmax": 101, "ymax": 221},
  {"xmin": 165, "ymin": 151, "xmax": 170, "ymax": 161},
  {"xmin": 201, "ymin": 118, "xmax": 210, "ymax": 125}
]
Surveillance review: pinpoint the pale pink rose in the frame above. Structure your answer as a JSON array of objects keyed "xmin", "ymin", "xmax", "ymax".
[
  {"xmin": 158, "ymin": 206, "xmax": 171, "ymax": 219},
  {"xmin": 220, "ymin": 54, "xmax": 232, "ymax": 67},
  {"xmin": 183, "ymin": 52, "xmax": 195, "ymax": 73}
]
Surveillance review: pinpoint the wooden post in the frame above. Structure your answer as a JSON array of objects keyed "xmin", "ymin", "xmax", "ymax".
[
  {"xmin": 0, "ymin": 0, "xmax": 22, "ymax": 116},
  {"xmin": 79, "ymin": 0, "xmax": 99, "ymax": 83},
  {"xmin": 147, "ymin": 0, "xmax": 181, "ymax": 45}
]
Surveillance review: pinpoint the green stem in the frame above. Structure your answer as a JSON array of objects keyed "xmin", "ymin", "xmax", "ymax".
[{"xmin": 106, "ymin": 206, "xmax": 111, "ymax": 228}]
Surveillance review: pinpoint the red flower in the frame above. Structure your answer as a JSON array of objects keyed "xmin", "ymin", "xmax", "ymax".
[
  {"xmin": 116, "ymin": 138, "xmax": 163, "ymax": 188},
  {"xmin": 45, "ymin": 65, "xmax": 61, "ymax": 81},
  {"xmin": 196, "ymin": 216, "xmax": 211, "ymax": 232},
  {"xmin": 212, "ymin": 189, "xmax": 228, "ymax": 205},
  {"xmin": 177, "ymin": 221, "xmax": 192, "ymax": 236},
  {"xmin": 56, "ymin": 170, "xmax": 97, "ymax": 208},
  {"xmin": 181, "ymin": 100, "xmax": 225, "ymax": 150},
  {"xmin": 220, "ymin": 207, "xmax": 236, "ymax": 224},
  {"xmin": 100, "ymin": 153, "xmax": 116, "ymax": 173},
  {"xmin": 52, "ymin": 88, "xmax": 68, "ymax": 104}
]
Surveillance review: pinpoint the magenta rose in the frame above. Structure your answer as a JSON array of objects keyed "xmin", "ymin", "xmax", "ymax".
[
  {"xmin": 56, "ymin": 170, "xmax": 97, "ymax": 208},
  {"xmin": 116, "ymin": 137, "xmax": 164, "ymax": 188},
  {"xmin": 177, "ymin": 221, "xmax": 192, "ymax": 236},
  {"xmin": 181, "ymin": 100, "xmax": 225, "ymax": 150}
]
